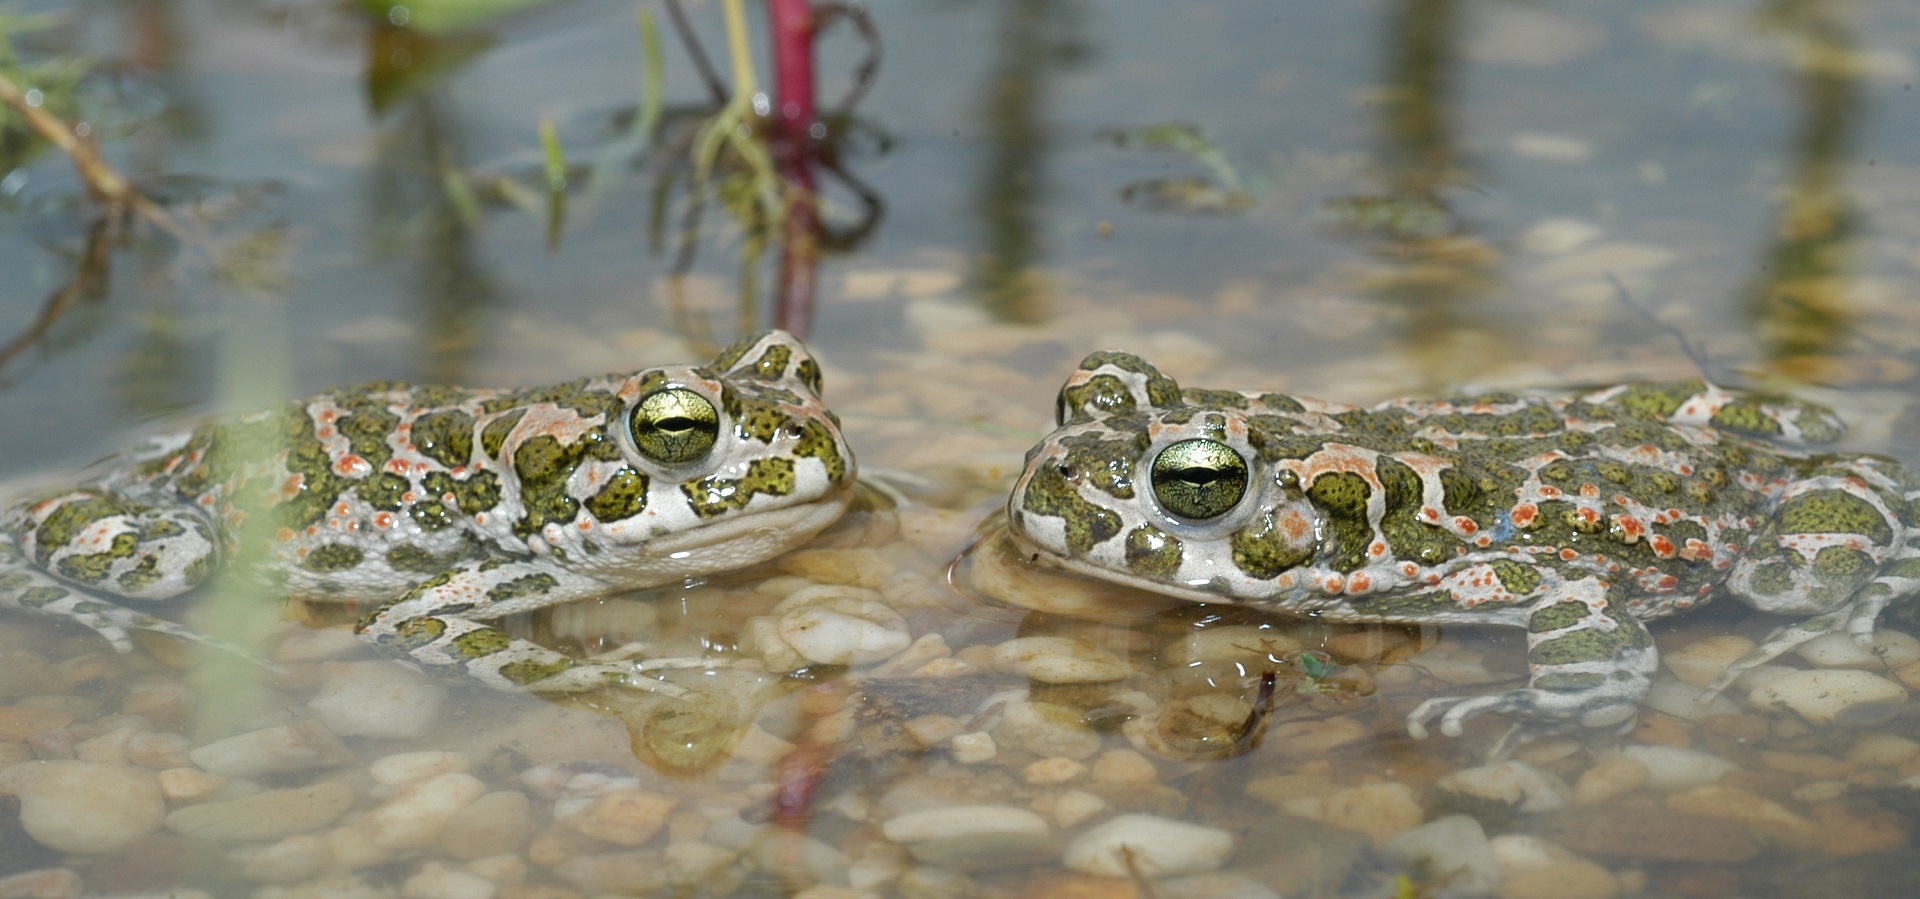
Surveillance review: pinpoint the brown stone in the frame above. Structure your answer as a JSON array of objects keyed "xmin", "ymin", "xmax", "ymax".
[
  {"xmin": 0, "ymin": 709, "xmax": 73, "ymax": 742},
  {"xmin": 1542, "ymin": 804, "xmax": 1759, "ymax": 863},
  {"xmin": 564, "ymin": 789, "xmax": 676, "ymax": 847}
]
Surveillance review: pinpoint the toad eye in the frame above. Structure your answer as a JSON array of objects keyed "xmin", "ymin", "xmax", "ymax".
[
  {"xmin": 1150, "ymin": 438, "xmax": 1248, "ymax": 520},
  {"xmin": 631, "ymin": 388, "xmax": 719, "ymax": 464}
]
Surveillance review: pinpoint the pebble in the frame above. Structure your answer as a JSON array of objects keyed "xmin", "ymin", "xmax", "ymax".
[
  {"xmin": 1166, "ymin": 626, "xmax": 1303, "ymax": 666},
  {"xmin": 272, "ymin": 626, "xmax": 366, "ymax": 662},
  {"xmin": 1665, "ymin": 784, "xmax": 1820, "ymax": 847},
  {"xmin": 122, "ymin": 731, "xmax": 193, "ymax": 769},
  {"xmin": 0, "ymin": 760, "xmax": 164, "ymax": 853},
  {"xmin": 1053, "ymin": 790, "xmax": 1107, "ymax": 829},
  {"xmin": 308, "ymin": 661, "xmax": 448, "ymax": 740},
  {"xmin": 1543, "ymin": 805, "xmax": 1757, "ymax": 863},
  {"xmin": 440, "ymin": 791, "xmax": 534, "ymax": 860},
  {"xmin": 1024, "ymin": 757, "xmax": 1087, "ymax": 785},
  {"xmin": 0, "ymin": 708, "xmax": 73, "ymax": 741},
  {"xmin": 563, "ymin": 788, "xmax": 676, "ymax": 846},
  {"xmin": 165, "ymin": 781, "xmax": 356, "ymax": 842},
  {"xmin": 949, "ymin": 731, "xmax": 996, "ymax": 764},
  {"xmin": 0, "ymin": 869, "xmax": 81, "ymax": 899},
  {"xmin": 1495, "ymin": 858, "xmax": 1620, "ymax": 899},
  {"xmin": 1663, "ymin": 635, "xmax": 1755, "ymax": 688},
  {"xmin": 1061, "ymin": 814, "xmax": 1234, "ymax": 878},
  {"xmin": 360, "ymin": 772, "xmax": 488, "ymax": 850},
  {"xmin": 370, "ymin": 750, "xmax": 471, "ymax": 790},
  {"xmin": 1518, "ymin": 217, "xmax": 1604, "ymax": 256},
  {"xmin": 995, "ymin": 700, "xmax": 1102, "ymax": 760},
  {"xmin": 1620, "ymin": 745, "xmax": 1737, "ymax": 792},
  {"xmin": 1642, "ymin": 677, "xmax": 1741, "ymax": 719},
  {"xmin": 994, "ymin": 637, "xmax": 1134, "ymax": 684},
  {"xmin": 1088, "ymin": 749, "xmax": 1157, "ymax": 786},
  {"xmin": 1747, "ymin": 669, "xmax": 1907, "ymax": 725},
  {"xmin": 1265, "ymin": 717, "xmax": 1368, "ymax": 756},
  {"xmin": 401, "ymin": 861, "xmax": 497, "ymax": 899},
  {"xmin": 1486, "ymin": 833, "xmax": 1563, "ymax": 876},
  {"xmin": 1848, "ymin": 733, "xmax": 1919, "ymax": 767},
  {"xmin": 1572, "ymin": 757, "xmax": 1650, "ymax": 804},
  {"xmin": 771, "ymin": 586, "xmax": 913, "ymax": 667},
  {"xmin": 1319, "ymin": 783, "xmax": 1424, "ymax": 847},
  {"xmin": 241, "ymin": 834, "xmax": 334, "ymax": 883},
  {"xmin": 554, "ymin": 853, "xmax": 669, "ymax": 895},
  {"xmin": 1386, "ymin": 815, "xmax": 1498, "ymax": 895},
  {"xmin": 156, "ymin": 767, "xmax": 228, "ymax": 802},
  {"xmin": 1795, "ymin": 631, "xmax": 1920, "ymax": 670},
  {"xmin": 1435, "ymin": 760, "xmax": 1571, "ymax": 812},
  {"xmin": 882, "ymin": 805, "xmax": 1056, "ymax": 871},
  {"xmin": 188, "ymin": 720, "xmax": 353, "ymax": 779}
]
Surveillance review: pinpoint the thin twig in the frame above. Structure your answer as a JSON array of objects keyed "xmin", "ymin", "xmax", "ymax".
[
  {"xmin": 0, "ymin": 68, "xmax": 182, "ymax": 238},
  {"xmin": 0, "ymin": 215, "xmax": 116, "ymax": 379},
  {"xmin": 662, "ymin": 0, "xmax": 731, "ymax": 106}
]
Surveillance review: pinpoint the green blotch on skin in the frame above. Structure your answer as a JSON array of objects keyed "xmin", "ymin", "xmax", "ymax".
[
  {"xmin": 33, "ymin": 494, "xmax": 133, "ymax": 565},
  {"xmin": 335, "ymin": 401, "xmax": 400, "ymax": 470},
  {"xmin": 1709, "ymin": 400, "xmax": 1786, "ymax": 438},
  {"xmin": 1377, "ymin": 456, "xmax": 1453, "ymax": 565},
  {"xmin": 389, "ymin": 616, "xmax": 448, "ymax": 651},
  {"xmin": 1532, "ymin": 671, "xmax": 1607, "ymax": 690},
  {"xmin": 1779, "ymin": 489, "xmax": 1894, "ymax": 546},
  {"xmin": 136, "ymin": 520, "xmax": 186, "ymax": 541},
  {"xmin": 683, "ymin": 458, "xmax": 798, "ymax": 519},
  {"xmin": 480, "ymin": 409, "xmax": 526, "ymax": 460},
  {"xmin": 1180, "ymin": 389, "xmax": 1250, "ymax": 409},
  {"xmin": 1609, "ymin": 381, "xmax": 1701, "ymax": 420},
  {"xmin": 731, "ymin": 394, "xmax": 788, "ymax": 443},
  {"xmin": 752, "ymin": 344, "xmax": 793, "ymax": 381},
  {"xmin": 584, "ymin": 467, "xmax": 650, "ymax": 522},
  {"xmin": 1058, "ymin": 374, "xmax": 1137, "ymax": 423},
  {"xmin": 1077, "ymin": 351, "xmax": 1182, "ymax": 407},
  {"xmin": 1529, "ymin": 626, "xmax": 1630, "ymax": 666},
  {"xmin": 1124, "ymin": 524, "xmax": 1183, "ymax": 579},
  {"xmin": 300, "ymin": 543, "xmax": 366, "ymax": 573},
  {"xmin": 116, "ymin": 555, "xmax": 164, "ymax": 591},
  {"xmin": 410, "ymin": 502, "xmax": 453, "ymax": 532},
  {"xmin": 1018, "ymin": 465, "xmax": 1121, "ymax": 554},
  {"xmin": 361, "ymin": 473, "xmax": 412, "ymax": 511},
  {"xmin": 1230, "ymin": 515, "xmax": 1315, "ymax": 580},
  {"xmin": 795, "ymin": 357, "xmax": 823, "ymax": 394},
  {"xmin": 452, "ymin": 628, "xmax": 513, "ymax": 658},
  {"xmin": 1306, "ymin": 471, "xmax": 1372, "ymax": 573},
  {"xmin": 499, "ymin": 657, "xmax": 574, "ymax": 686},
  {"xmin": 387, "ymin": 545, "xmax": 452, "ymax": 574},
  {"xmin": 792, "ymin": 420, "xmax": 847, "ymax": 482},
  {"xmin": 1528, "ymin": 599, "xmax": 1587, "ymax": 633},
  {"xmin": 56, "ymin": 533, "xmax": 139, "ymax": 584},
  {"xmin": 487, "ymin": 572, "xmax": 561, "ymax": 603},
  {"xmin": 511, "ymin": 435, "xmax": 586, "ymax": 537},
  {"xmin": 1490, "ymin": 560, "xmax": 1541, "ymax": 596},
  {"xmin": 16, "ymin": 586, "xmax": 68, "ymax": 608},
  {"xmin": 411, "ymin": 410, "xmax": 475, "ymax": 469},
  {"xmin": 422, "ymin": 470, "xmax": 502, "ymax": 517}
]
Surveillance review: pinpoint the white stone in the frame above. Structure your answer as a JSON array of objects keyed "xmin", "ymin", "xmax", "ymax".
[
  {"xmin": 1386, "ymin": 815, "xmax": 1499, "ymax": 895},
  {"xmin": 240, "ymin": 834, "xmax": 334, "ymax": 883},
  {"xmin": 1621, "ymin": 745, "xmax": 1738, "ymax": 792},
  {"xmin": 1748, "ymin": 669, "xmax": 1908, "ymax": 725},
  {"xmin": 308, "ymin": 662, "xmax": 447, "ymax": 740},
  {"xmin": 1519, "ymin": 217, "xmax": 1604, "ymax": 256},
  {"xmin": 949, "ymin": 732, "xmax": 996, "ymax": 765},
  {"xmin": 1663, "ymin": 636, "xmax": 1757, "ymax": 689},
  {"xmin": 1509, "ymin": 132, "xmax": 1593, "ymax": 163},
  {"xmin": 1487, "ymin": 833, "xmax": 1564, "ymax": 877},
  {"xmin": 360, "ymin": 772, "xmax": 487, "ymax": 850},
  {"xmin": 994, "ymin": 700, "xmax": 1101, "ymax": 760},
  {"xmin": 1435, "ymin": 761, "xmax": 1571, "ymax": 812},
  {"xmin": 994, "ymin": 637, "xmax": 1134, "ymax": 684},
  {"xmin": 1644, "ymin": 676, "xmax": 1741, "ymax": 719},
  {"xmin": 0, "ymin": 868, "xmax": 82, "ymax": 899},
  {"xmin": 401, "ymin": 861, "xmax": 497, "ymax": 899},
  {"xmin": 165, "ymin": 781, "xmax": 357, "ymax": 842},
  {"xmin": 188, "ymin": 721, "xmax": 352, "ymax": 779},
  {"xmin": 1053, "ymin": 790, "xmax": 1107, "ymax": 829},
  {"xmin": 771, "ymin": 586, "xmax": 912, "ymax": 667},
  {"xmin": 1796, "ymin": 631, "xmax": 1920, "ymax": 670},
  {"xmin": 1061, "ymin": 814, "xmax": 1235, "ymax": 878},
  {"xmin": 0, "ymin": 760, "xmax": 164, "ymax": 853},
  {"xmin": 370, "ymin": 751, "xmax": 470, "ymax": 790},
  {"xmin": 882, "ymin": 805, "xmax": 1055, "ymax": 871}
]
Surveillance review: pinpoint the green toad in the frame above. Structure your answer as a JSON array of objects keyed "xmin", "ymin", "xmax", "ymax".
[
  {"xmin": 1008, "ymin": 351, "xmax": 1920, "ymax": 742},
  {"xmin": 0, "ymin": 331, "xmax": 854, "ymax": 692}
]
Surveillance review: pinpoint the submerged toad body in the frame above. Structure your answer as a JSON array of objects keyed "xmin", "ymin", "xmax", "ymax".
[
  {"xmin": 1008, "ymin": 351, "xmax": 1920, "ymax": 739},
  {"xmin": 0, "ymin": 330, "xmax": 853, "ymax": 692}
]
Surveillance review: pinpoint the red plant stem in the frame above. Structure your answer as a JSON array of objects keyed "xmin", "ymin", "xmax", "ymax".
[
  {"xmin": 768, "ymin": 0, "xmax": 820, "ymax": 334},
  {"xmin": 767, "ymin": 0, "xmax": 818, "ymax": 142}
]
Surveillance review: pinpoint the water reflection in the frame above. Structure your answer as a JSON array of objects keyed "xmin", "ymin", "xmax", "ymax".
[
  {"xmin": 1745, "ymin": 0, "xmax": 1864, "ymax": 374},
  {"xmin": 968, "ymin": 0, "xmax": 1083, "ymax": 323}
]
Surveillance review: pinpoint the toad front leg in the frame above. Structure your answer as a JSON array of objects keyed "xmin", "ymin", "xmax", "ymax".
[
  {"xmin": 1409, "ymin": 573, "xmax": 1655, "ymax": 741},
  {"xmin": 358, "ymin": 557, "xmax": 695, "ymax": 696}
]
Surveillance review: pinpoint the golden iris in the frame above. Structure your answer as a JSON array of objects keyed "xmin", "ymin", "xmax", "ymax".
[
  {"xmin": 1150, "ymin": 438, "xmax": 1248, "ymax": 520},
  {"xmin": 632, "ymin": 388, "xmax": 719, "ymax": 464}
]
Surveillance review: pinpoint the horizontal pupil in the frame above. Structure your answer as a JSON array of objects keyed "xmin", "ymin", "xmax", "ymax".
[{"xmin": 1172, "ymin": 467, "xmax": 1229, "ymax": 485}]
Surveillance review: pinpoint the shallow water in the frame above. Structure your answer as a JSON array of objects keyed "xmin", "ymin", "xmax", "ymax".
[{"xmin": 3, "ymin": 0, "xmax": 1920, "ymax": 896}]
